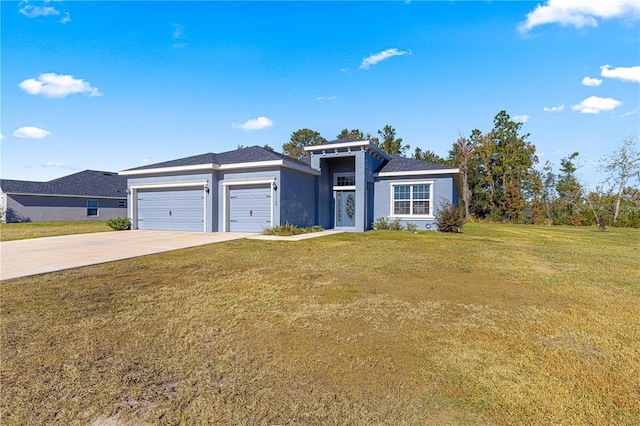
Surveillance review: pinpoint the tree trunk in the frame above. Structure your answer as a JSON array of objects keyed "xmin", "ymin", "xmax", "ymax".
[{"xmin": 614, "ymin": 178, "xmax": 625, "ymax": 221}]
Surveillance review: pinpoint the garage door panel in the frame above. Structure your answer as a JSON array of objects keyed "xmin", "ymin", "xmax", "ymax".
[
  {"xmin": 228, "ymin": 185, "xmax": 271, "ymax": 233},
  {"xmin": 137, "ymin": 188, "xmax": 204, "ymax": 232}
]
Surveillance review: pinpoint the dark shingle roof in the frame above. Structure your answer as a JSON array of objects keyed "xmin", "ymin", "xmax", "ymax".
[
  {"xmin": 125, "ymin": 153, "xmax": 218, "ymax": 171},
  {"xmin": 122, "ymin": 146, "xmax": 313, "ymax": 172},
  {"xmin": 0, "ymin": 170, "xmax": 127, "ymax": 198},
  {"xmin": 377, "ymin": 155, "xmax": 456, "ymax": 173}
]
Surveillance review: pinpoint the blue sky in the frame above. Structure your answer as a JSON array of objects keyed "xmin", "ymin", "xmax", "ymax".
[{"xmin": 2, "ymin": 0, "xmax": 639, "ymax": 187}]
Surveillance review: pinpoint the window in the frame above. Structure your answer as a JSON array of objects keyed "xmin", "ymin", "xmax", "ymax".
[
  {"xmin": 390, "ymin": 181, "xmax": 433, "ymax": 217},
  {"xmin": 87, "ymin": 200, "xmax": 99, "ymax": 216},
  {"xmin": 336, "ymin": 175, "xmax": 356, "ymax": 186}
]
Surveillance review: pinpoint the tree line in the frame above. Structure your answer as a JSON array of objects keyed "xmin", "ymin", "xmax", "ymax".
[{"xmin": 282, "ymin": 111, "xmax": 640, "ymax": 228}]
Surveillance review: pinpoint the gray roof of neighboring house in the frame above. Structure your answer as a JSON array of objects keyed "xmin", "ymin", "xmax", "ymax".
[
  {"xmin": 123, "ymin": 145, "xmax": 312, "ymax": 172},
  {"xmin": 377, "ymin": 155, "xmax": 457, "ymax": 173},
  {"xmin": 0, "ymin": 170, "xmax": 127, "ymax": 198}
]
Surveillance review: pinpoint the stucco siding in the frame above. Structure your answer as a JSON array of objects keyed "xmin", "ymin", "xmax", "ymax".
[
  {"xmin": 4, "ymin": 195, "xmax": 126, "ymax": 223},
  {"xmin": 374, "ymin": 175, "xmax": 456, "ymax": 231},
  {"xmin": 279, "ymin": 168, "xmax": 317, "ymax": 228}
]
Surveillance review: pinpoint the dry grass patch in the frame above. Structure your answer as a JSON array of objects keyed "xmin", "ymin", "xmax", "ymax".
[
  {"xmin": 1, "ymin": 224, "xmax": 639, "ymax": 424},
  {"xmin": 0, "ymin": 221, "xmax": 112, "ymax": 241}
]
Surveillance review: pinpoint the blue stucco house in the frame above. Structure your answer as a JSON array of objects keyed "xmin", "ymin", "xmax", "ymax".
[{"xmin": 119, "ymin": 139, "xmax": 459, "ymax": 233}]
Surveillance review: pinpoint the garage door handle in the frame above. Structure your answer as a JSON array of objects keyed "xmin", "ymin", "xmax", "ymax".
[
  {"xmin": 250, "ymin": 210, "xmax": 253, "ymax": 216},
  {"xmin": 169, "ymin": 210, "xmax": 172, "ymax": 216}
]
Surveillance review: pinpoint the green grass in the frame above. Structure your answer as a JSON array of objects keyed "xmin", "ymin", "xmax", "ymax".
[
  {"xmin": 1, "ymin": 224, "xmax": 639, "ymax": 425},
  {"xmin": 0, "ymin": 221, "xmax": 113, "ymax": 241}
]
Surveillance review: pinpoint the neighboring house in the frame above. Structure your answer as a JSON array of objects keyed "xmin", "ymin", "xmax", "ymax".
[
  {"xmin": 0, "ymin": 170, "xmax": 128, "ymax": 223},
  {"xmin": 119, "ymin": 139, "xmax": 459, "ymax": 233}
]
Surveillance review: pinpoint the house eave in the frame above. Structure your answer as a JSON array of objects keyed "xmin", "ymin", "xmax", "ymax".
[
  {"xmin": 120, "ymin": 159, "xmax": 320, "ymax": 177},
  {"xmin": 304, "ymin": 140, "xmax": 390, "ymax": 161},
  {"xmin": 2, "ymin": 192, "xmax": 126, "ymax": 199}
]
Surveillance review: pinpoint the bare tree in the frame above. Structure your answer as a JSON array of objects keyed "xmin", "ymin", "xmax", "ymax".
[
  {"xmin": 454, "ymin": 132, "xmax": 474, "ymax": 220},
  {"xmin": 599, "ymin": 136, "xmax": 640, "ymax": 222}
]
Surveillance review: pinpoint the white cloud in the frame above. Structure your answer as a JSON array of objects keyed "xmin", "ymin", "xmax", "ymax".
[
  {"xmin": 19, "ymin": 73, "xmax": 102, "ymax": 98},
  {"xmin": 42, "ymin": 161, "xmax": 78, "ymax": 170},
  {"xmin": 571, "ymin": 96, "xmax": 622, "ymax": 114},
  {"xmin": 582, "ymin": 76, "xmax": 603, "ymax": 86},
  {"xmin": 13, "ymin": 126, "xmax": 51, "ymax": 139},
  {"xmin": 316, "ymin": 96, "xmax": 336, "ymax": 101},
  {"xmin": 600, "ymin": 65, "xmax": 640, "ymax": 83},
  {"xmin": 513, "ymin": 114, "xmax": 530, "ymax": 123},
  {"xmin": 19, "ymin": 4, "xmax": 60, "ymax": 18},
  {"xmin": 172, "ymin": 23, "xmax": 186, "ymax": 39},
  {"xmin": 360, "ymin": 48, "xmax": 410, "ymax": 70},
  {"xmin": 233, "ymin": 116, "xmax": 273, "ymax": 131},
  {"xmin": 519, "ymin": 0, "xmax": 640, "ymax": 32},
  {"xmin": 60, "ymin": 12, "xmax": 71, "ymax": 24},
  {"xmin": 543, "ymin": 104, "xmax": 565, "ymax": 112},
  {"xmin": 171, "ymin": 23, "xmax": 187, "ymax": 48}
]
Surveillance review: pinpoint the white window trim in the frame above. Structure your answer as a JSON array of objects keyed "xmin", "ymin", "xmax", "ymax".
[
  {"xmin": 333, "ymin": 172, "xmax": 356, "ymax": 191},
  {"xmin": 221, "ymin": 177, "xmax": 275, "ymax": 232},
  {"xmin": 388, "ymin": 180, "xmax": 435, "ymax": 219}
]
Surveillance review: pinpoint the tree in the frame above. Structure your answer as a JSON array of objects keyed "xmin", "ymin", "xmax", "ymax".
[
  {"xmin": 446, "ymin": 133, "xmax": 474, "ymax": 220},
  {"xmin": 555, "ymin": 152, "xmax": 583, "ymax": 224},
  {"xmin": 540, "ymin": 161, "xmax": 557, "ymax": 221},
  {"xmin": 282, "ymin": 128, "xmax": 326, "ymax": 159},
  {"xmin": 263, "ymin": 144, "xmax": 274, "ymax": 151},
  {"xmin": 412, "ymin": 147, "xmax": 446, "ymax": 165},
  {"xmin": 375, "ymin": 125, "xmax": 409, "ymax": 156},
  {"xmin": 491, "ymin": 111, "xmax": 538, "ymax": 222},
  {"xmin": 599, "ymin": 136, "xmax": 640, "ymax": 222},
  {"xmin": 336, "ymin": 129, "xmax": 365, "ymax": 140}
]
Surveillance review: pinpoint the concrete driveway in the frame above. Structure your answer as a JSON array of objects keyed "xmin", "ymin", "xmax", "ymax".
[{"xmin": 0, "ymin": 230, "xmax": 253, "ymax": 280}]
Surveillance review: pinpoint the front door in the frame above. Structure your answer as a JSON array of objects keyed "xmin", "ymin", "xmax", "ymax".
[{"xmin": 335, "ymin": 190, "xmax": 356, "ymax": 227}]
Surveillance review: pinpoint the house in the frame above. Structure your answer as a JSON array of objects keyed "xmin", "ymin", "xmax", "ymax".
[
  {"xmin": 119, "ymin": 139, "xmax": 459, "ymax": 233},
  {"xmin": 0, "ymin": 170, "xmax": 128, "ymax": 223}
]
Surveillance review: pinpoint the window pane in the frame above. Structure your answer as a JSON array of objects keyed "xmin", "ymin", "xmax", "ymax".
[
  {"xmin": 394, "ymin": 200, "xmax": 410, "ymax": 215},
  {"xmin": 394, "ymin": 185, "xmax": 410, "ymax": 200},
  {"xmin": 413, "ymin": 200, "xmax": 430, "ymax": 215},
  {"xmin": 412, "ymin": 185, "xmax": 430, "ymax": 200},
  {"xmin": 87, "ymin": 208, "xmax": 98, "ymax": 216},
  {"xmin": 337, "ymin": 176, "xmax": 356, "ymax": 186},
  {"xmin": 87, "ymin": 200, "xmax": 99, "ymax": 208}
]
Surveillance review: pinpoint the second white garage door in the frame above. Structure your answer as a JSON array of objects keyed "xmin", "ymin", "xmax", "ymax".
[
  {"xmin": 228, "ymin": 185, "xmax": 271, "ymax": 233},
  {"xmin": 137, "ymin": 188, "xmax": 205, "ymax": 232}
]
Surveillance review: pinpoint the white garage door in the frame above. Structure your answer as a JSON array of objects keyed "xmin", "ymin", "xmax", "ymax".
[
  {"xmin": 137, "ymin": 188, "xmax": 205, "ymax": 232},
  {"xmin": 228, "ymin": 185, "xmax": 271, "ymax": 233}
]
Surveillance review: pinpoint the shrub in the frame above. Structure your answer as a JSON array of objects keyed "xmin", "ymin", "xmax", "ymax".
[
  {"xmin": 435, "ymin": 201, "xmax": 465, "ymax": 233},
  {"xmin": 405, "ymin": 223, "xmax": 418, "ymax": 232},
  {"xmin": 372, "ymin": 217, "xmax": 403, "ymax": 230},
  {"xmin": 263, "ymin": 223, "xmax": 323, "ymax": 236},
  {"xmin": 106, "ymin": 217, "xmax": 131, "ymax": 231}
]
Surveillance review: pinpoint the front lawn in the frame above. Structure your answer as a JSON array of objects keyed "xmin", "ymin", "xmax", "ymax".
[
  {"xmin": 0, "ymin": 221, "xmax": 113, "ymax": 241},
  {"xmin": 1, "ymin": 224, "xmax": 638, "ymax": 424}
]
